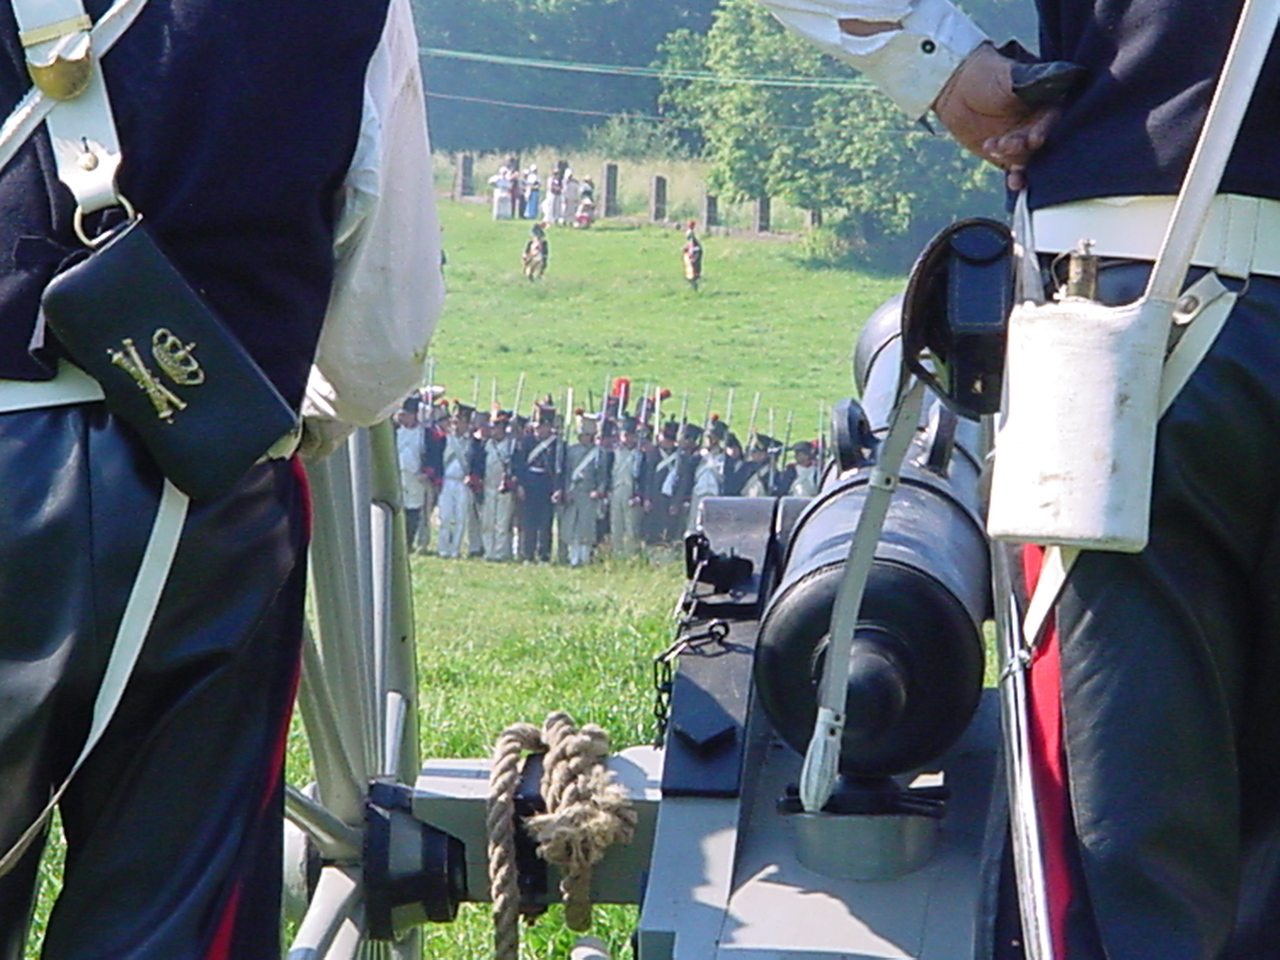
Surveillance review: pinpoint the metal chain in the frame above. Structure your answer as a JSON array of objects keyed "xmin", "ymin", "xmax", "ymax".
[{"xmin": 651, "ymin": 616, "xmax": 729, "ymax": 746}]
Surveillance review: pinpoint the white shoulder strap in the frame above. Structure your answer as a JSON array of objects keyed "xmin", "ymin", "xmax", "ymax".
[{"xmin": 2, "ymin": 0, "xmax": 146, "ymax": 215}]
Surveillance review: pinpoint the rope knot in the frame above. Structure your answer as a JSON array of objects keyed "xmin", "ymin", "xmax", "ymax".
[{"xmin": 487, "ymin": 712, "xmax": 636, "ymax": 958}]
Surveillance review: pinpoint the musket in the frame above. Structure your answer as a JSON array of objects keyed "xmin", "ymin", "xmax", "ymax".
[
  {"xmin": 678, "ymin": 391, "xmax": 689, "ymax": 430},
  {"xmin": 556, "ymin": 386, "xmax": 573, "ymax": 500},
  {"xmin": 701, "ymin": 387, "xmax": 712, "ymax": 431},
  {"xmin": 817, "ymin": 401, "xmax": 826, "ymax": 470},
  {"xmin": 724, "ymin": 388, "xmax": 735, "ymax": 429},
  {"xmin": 471, "ymin": 374, "xmax": 480, "ymax": 407},
  {"xmin": 748, "ymin": 391, "xmax": 761, "ymax": 442},
  {"xmin": 768, "ymin": 407, "xmax": 775, "ymax": 439},
  {"xmin": 490, "ymin": 377, "xmax": 498, "ymax": 410},
  {"xmin": 512, "ymin": 372, "xmax": 526, "ymax": 421},
  {"xmin": 425, "ymin": 355, "xmax": 436, "ymax": 392},
  {"xmin": 780, "ymin": 410, "xmax": 794, "ymax": 468}
]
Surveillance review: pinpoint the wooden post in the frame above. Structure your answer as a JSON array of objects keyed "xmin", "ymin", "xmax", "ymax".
[
  {"xmin": 703, "ymin": 193, "xmax": 719, "ymax": 228},
  {"xmin": 455, "ymin": 152, "xmax": 474, "ymax": 199},
  {"xmin": 650, "ymin": 175, "xmax": 668, "ymax": 223},
  {"xmin": 806, "ymin": 208, "xmax": 824, "ymax": 230},
  {"xmin": 755, "ymin": 196, "xmax": 771, "ymax": 234},
  {"xmin": 602, "ymin": 163, "xmax": 620, "ymax": 218}
]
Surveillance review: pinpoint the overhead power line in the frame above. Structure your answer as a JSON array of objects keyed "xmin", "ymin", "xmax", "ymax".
[
  {"xmin": 425, "ymin": 91, "xmax": 819, "ymax": 132},
  {"xmin": 421, "ymin": 47, "xmax": 872, "ymax": 90},
  {"xmin": 428, "ymin": 91, "xmax": 667, "ymax": 120}
]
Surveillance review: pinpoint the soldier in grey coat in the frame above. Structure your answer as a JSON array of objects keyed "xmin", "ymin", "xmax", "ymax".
[{"xmin": 556, "ymin": 414, "xmax": 607, "ymax": 566}]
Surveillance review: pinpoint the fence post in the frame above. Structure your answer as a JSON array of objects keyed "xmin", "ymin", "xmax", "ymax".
[
  {"xmin": 806, "ymin": 208, "xmax": 823, "ymax": 230},
  {"xmin": 454, "ymin": 152, "xmax": 474, "ymax": 199},
  {"xmin": 602, "ymin": 163, "xmax": 620, "ymax": 218},
  {"xmin": 650, "ymin": 175, "xmax": 668, "ymax": 223},
  {"xmin": 755, "ymin": 196, "xmax": 771, "ymax": 233},
  {"xmin": 704, "ymin": 193, "xmax": 719, "ymax": 228}
]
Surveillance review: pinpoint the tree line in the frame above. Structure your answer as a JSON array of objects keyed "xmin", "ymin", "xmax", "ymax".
[{"xmin": 416, "ymin": 0, "xmax": 1038, "ymax": 265}]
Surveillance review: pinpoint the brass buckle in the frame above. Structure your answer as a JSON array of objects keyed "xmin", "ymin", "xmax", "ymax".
[{"xmin": 26, "ymin": 31, "xmax": 94, "ymax": 101}]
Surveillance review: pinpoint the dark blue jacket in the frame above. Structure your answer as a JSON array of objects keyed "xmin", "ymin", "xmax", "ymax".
[
  {"xmin": 0, "ymin": 0, "xmax": 389, "ymax": 406},
  {"xmin": 1028, "ymin": 0, "xmax": 1280, "ymax": 209}
]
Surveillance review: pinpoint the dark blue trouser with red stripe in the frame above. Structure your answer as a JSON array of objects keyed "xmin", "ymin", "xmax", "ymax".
[
  {"xmin": 0, "ymin": 403, "xmax": 308, "ymax": 960},
  {"xmin": 1006, "ymin": 265, "xmax": 1280, "ymax": 960}
]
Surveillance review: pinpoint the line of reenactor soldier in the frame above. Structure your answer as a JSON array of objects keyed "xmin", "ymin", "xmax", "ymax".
[{"xmin": 393, "ymin": 381, "xmax": 829, "ymax": 565}]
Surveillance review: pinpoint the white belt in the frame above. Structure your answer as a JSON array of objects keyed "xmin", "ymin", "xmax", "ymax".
[
  {"xmin": 0, "ymin": 362, "xmax": 299, "ymax": 460},
  {"xmin": 0, "ymin": 361, "xmax": 105, "ymax": 413},
  {"xmin": 1031, "ymin": 193, "xmax": 1280, "ymax": 280}
]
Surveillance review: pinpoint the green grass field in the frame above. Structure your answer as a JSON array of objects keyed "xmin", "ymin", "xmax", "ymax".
[
  {"xmin": 28, "ymin": 190, "xmax": 909, "ymax": 959},
  {"xmin": 432, "ymin": 196, "xmax": 902, "ymax": 439},
  {"xmin": 409, "ymin": 551, "xmax": 682, "ymax": 959}
]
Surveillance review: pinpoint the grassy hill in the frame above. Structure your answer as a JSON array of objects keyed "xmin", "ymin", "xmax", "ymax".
[
  {"xmin": 402, "ymin": 195, "xmax": 910, "ymax": 957},
  {"xmin": 431, "ymin": 196, "xmax": 903, "ymax": 438}
]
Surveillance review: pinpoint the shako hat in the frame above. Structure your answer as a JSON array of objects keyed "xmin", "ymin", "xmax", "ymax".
[
  {"xmin": 532, "ymin": 397, "xmax": 556, "ymax": 425},
  {"xmin": 749, "ymin": 432, "xmax": 780, "ymax": 453}
]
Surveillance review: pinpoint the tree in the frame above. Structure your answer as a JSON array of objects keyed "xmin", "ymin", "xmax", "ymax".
[
  {"xmin": 415, "ymin": 0, "xmax": 718, "ymax": 151},
  {"xmin": 659, "ymin": 0, "xmax": 1005, "ymax": 267}
]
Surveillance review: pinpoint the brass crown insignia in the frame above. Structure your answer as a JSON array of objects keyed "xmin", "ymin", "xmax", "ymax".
[{"xmin": 151, "ymin": 328, "xmax": 205, "ymax": 385}]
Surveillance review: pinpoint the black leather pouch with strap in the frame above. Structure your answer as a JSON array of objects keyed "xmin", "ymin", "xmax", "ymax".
[{"xmin": 41, "ymin": 215, "xmax": 298, "ymax": 500}]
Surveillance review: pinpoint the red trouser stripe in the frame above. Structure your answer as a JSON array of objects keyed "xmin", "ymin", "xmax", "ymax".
[
  {"xmin": 205, "ymin": 886, "xmax": 242, "ymax": 960},
  {"xmin": 206, "ymin": 457, "xmax": 311, "ymax": 960},
  {"xmin": 1023, "ymin": 545, "xmax": 1072, "ymax": 958}
]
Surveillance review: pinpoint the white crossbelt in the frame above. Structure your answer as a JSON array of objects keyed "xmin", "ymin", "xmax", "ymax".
[
  {"xmin": 1032, "ymin": 193, "xmax": 1280, "ymax": 280},
  {"xmin": 0, "ymin": 367, "xmax": 185, "ymax": 885},
  {"xmin": 0, "ymin": 360, "xmax": 104, "ymax": 411}
]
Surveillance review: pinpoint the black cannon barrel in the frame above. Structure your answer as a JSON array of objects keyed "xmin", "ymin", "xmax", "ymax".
[{"xmin": 754, "ymin": 299, "xmax": 990, "ymax": 777}]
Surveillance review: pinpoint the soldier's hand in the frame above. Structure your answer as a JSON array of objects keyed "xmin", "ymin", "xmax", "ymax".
[
  {"xmin": 552, "ymin": 491, "xmax": 563, "ymax": 504},
  {"xmin": 932, "ymin": 42, "xmax": 1059, "ymax": 190},
  {"xmin": 298, "ymin": 416, "xmax": 355, "ymax": 462}
]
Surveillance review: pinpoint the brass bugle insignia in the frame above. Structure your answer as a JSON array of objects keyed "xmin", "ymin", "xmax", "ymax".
[
  {"xmin": 152, "ymin": 328, "xmax": 205, "ymax": 386},
  {"xmin": 108, "ymin": 338, "xmax": 187, "ymax": 420}
]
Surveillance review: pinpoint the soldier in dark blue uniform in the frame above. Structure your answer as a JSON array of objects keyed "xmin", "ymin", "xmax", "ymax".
[
  {"xmin": 644, "ymin": 418, "xmax": 681, "ymax": 545},
  {"xmin": 0, "ymin": 1, "xmax": 436, "ymax": 956},
  {"xmin": 758, "ymin": 0, "xmax": 1280, "ymax": 956},
  {"xmin": 516, "ymin": 401, "xmax": 562, "ymax": 562}
]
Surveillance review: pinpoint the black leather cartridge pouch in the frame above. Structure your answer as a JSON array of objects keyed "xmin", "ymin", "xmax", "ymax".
[
  {"xmin": 40, "ymin": 216, "xmax": 299, "ymax": 501},
  {"xmin": 901, "ymin": 218, "xmax": 1013, "ymax": 419}
]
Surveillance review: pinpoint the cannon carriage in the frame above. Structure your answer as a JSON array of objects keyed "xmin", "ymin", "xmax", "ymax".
[{"xmin": 284, "ymin": 295, "xmax": 1018, "ymax": 959}]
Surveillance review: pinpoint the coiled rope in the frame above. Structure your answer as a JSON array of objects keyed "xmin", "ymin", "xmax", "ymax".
[{"xmin": 487, "ymin": 712, "xmax": 637, "ymax": 960}]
